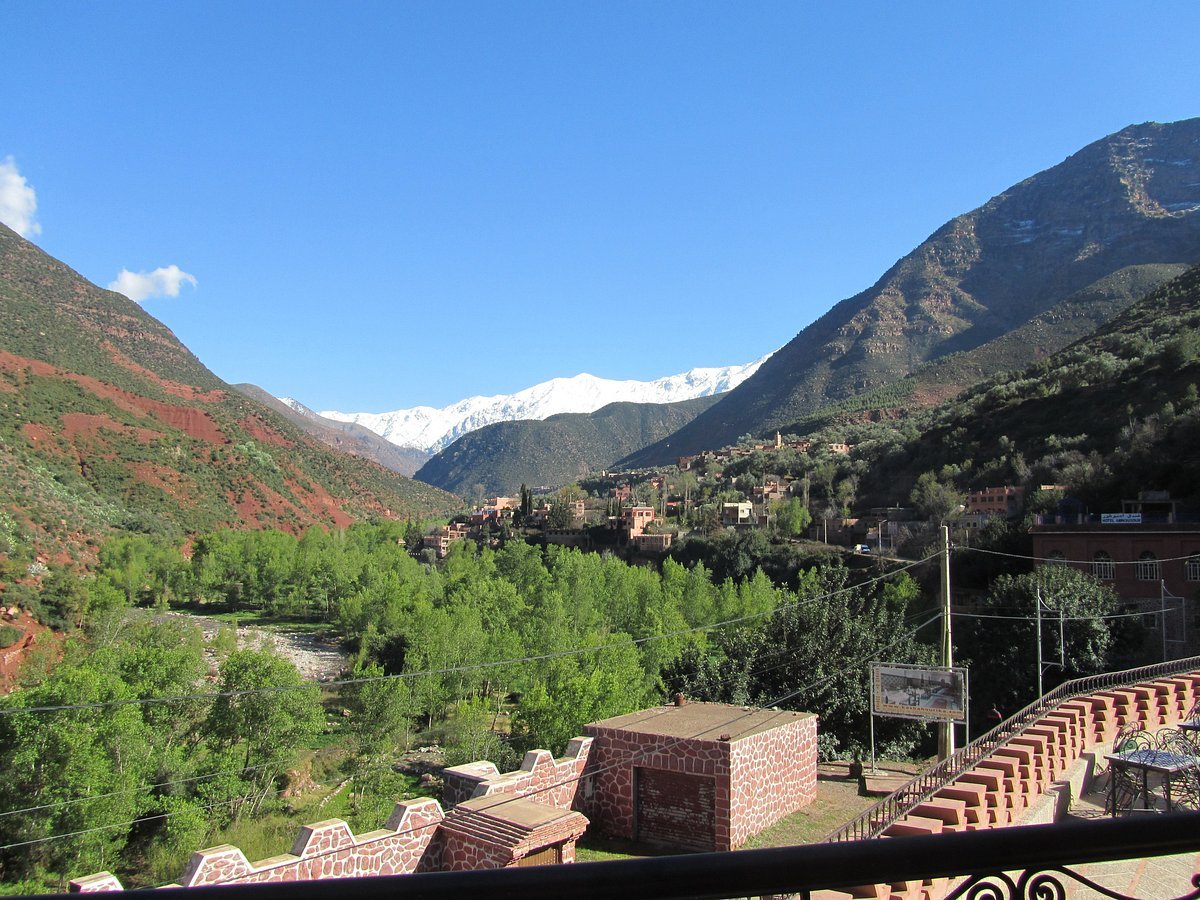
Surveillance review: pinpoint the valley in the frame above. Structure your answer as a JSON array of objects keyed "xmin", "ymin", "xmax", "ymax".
[{"xmin": 2, "ymin": 116, "xmax": 1200, "ymax": 894}]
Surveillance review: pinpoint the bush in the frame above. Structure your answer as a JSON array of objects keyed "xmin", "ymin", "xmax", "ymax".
[{"xmin": 0, "ymin": 625, "xmax": 23, "ymax": 649}]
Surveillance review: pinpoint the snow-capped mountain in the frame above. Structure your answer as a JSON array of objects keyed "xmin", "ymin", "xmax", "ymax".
[{"xmin": 292, "ymin": 354, "xmax": 772, "ymax": 454}]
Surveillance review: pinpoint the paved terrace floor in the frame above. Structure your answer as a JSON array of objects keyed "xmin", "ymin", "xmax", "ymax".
[{"xmin": 1053, "ymin": 775, "xmax": 1199, "ymax": 898}]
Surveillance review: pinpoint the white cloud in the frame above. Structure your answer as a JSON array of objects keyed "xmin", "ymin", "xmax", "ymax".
[
  {"xmin": 108, "ymin": 265, "xmax": 198, "ymax": 303},
  {"xmin": 0, "ymin": 156, "xmax": 41, "ymax": 238}
]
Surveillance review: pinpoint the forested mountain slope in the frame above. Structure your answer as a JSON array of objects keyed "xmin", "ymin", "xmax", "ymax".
[
  {"xmin": 416, "ymin": 395, "xmax": 720, "ymax": 495},
  {"xmin": 858, "ymin": 262, "xmax": 1200, "ymax": 510},
  {"xmin": 0, "ymin": 224, "xmax": 457, "ymax": 563},
  {"xmin": 626, "ymin": 118, "xmax": 1200, "ymax": 465}
]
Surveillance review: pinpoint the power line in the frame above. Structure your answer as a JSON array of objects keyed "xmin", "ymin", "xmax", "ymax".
[
  {"xmin": 0, "ymin": 784, "xmax": 290, "ymax": 853},
  {"xmin": 1, "ymin": 551, "xmax": 942, "ymax": 719},
  {"xmin": 961, "ymin": 544, "xmax": 1200, "ymax": 567},
  {"xmin": 0, "ymin": 757, "xmax": 292, "ymax": 820},
  {"xmin": 0, "ymin": 552, "xmax": 944, "ymax": 843},
  {"xmin": 951, "ymin": 608, "xmax": 1162, "ymax": 623}
]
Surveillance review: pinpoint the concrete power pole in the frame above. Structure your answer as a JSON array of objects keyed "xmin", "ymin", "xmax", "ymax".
[{"xmin": 938, "ymin": 524, "xmax": 955, "ymax": 761}]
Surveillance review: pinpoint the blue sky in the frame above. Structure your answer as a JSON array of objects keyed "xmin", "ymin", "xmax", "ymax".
[{"xmin": 3, "ymin": 2, "xmax": 1198, "ymax": 412}]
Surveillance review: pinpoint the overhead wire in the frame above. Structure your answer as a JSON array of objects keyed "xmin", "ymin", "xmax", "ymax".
[
  {"xmin": 0, "ymin": 757, "xmax": 293, "ymax": 820},
  {"xmin": 960, "ymin": 544, "xmax": 1200, "ymax": 567},
  {"xmin": 0, "ymin": 548, "xmax": 944, "ymax": 831},
  {"xmin": 0, "ymin": 550, "xmax": 943, "ymax": 719},
  {"xmin": 0, "ymin": 783, "xmax": 292, "ymax": 853},
  {"xmin": 183, "ymin": 608, "xmax": 944, "ymax": 889}
]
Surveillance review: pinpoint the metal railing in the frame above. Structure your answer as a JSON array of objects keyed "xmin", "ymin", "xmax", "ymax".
[
  {"xmin": 39, "ymin": 812, "xmax": 1200, "ymax": 900},
  {"xmin": 824, "ymin": 655, "xmax": 1200, "ymax": 843}
]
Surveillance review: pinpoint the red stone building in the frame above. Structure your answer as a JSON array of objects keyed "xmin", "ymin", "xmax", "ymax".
[
  {"xmin": 1031, "ymin": 520, "xmax": 1200, "ymax": 655},
  {"xmin": 1030, "ymin": 522, "xmax": 1200, "ymax": 601},
  {"xmin": 582, "ymin": 702, "xmax": 818, "ymax": 852}
]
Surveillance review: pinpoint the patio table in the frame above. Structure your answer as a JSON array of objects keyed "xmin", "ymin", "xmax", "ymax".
[{"xmin": 1105, "ymin": 747, "xmax": 1197, "ymax": 815}]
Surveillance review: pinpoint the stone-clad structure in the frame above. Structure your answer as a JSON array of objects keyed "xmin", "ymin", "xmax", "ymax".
[
  {"xmin": 70, "ymin": 795, "xmax": 586, "ymax": 892},
  {"xmin": 440, "ymin": 795, "xmax": 588, "ymax": 869},
  {"xmin": 583, "ymin": 702, "xmax": 819, "ymax": 851}
]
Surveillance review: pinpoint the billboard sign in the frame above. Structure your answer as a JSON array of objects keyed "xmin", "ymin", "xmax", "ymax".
[{"xmin": 871, "ymin": 662, "xmax": 967, "ymax": 722}]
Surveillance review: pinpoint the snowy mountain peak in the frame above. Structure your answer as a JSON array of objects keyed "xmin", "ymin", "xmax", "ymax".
[{"xmin": 308, "ymin": 354, "xmax": 771, "ymax": 454}]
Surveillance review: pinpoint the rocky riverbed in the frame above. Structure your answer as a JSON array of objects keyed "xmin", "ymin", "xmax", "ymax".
[{"xmin": 158, "ymin": 611, "xmax": 350, "ymax": 681}]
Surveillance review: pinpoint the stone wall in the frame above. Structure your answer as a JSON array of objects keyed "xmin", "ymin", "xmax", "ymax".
[
  {"xmin": 728, "ymin": 714, "xmax": 819, "ymax": 848},
  {"xmin": 71, "ymin": 799, "xmax": 445, "ymax": 892},
  {"xmin": 442, "ymin": 737, "xmax": 593, "ymax": 809}
]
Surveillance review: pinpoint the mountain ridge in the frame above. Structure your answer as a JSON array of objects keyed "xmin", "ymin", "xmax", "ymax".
[
  {"xmin": 414, "ymin": 394, "xmax": 722, "ymax": 495},
  {"xmin": 234, "ymin": 386, "xmax": 431, "ymax": 477},
  {"xmin": 623, "ymin": 118, "xmax": 1200, "ymax": 466}
]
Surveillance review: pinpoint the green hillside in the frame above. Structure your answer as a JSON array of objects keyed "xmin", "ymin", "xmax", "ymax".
[
  {"xmin": 872, "ymin": 261, "xmax": 1200, "ymax": 508},
  {"xmin": 415, "ymin": 395, "xmax": 721, "ymax": 495},
  {"xmin": 0, "ymin": 224, "xmax": 458, "ymax": 564},
  {"xmin": 767, "ymin": 263, "xmax": 1188, "ymax": 437}
]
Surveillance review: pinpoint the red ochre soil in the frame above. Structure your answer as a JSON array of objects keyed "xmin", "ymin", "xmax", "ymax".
[
  {"xmin": 238, "ymin": 415, "xmax": 295, "ymax": 448},
  {"xmin": 0, "ymin": 351, "xmax": 227, "ymax": 445},
  {"xmin": 59, "ymin": 413, "xmax": 160, "ymax": 444},
  {"xmin": 0, "ymin": 612, "xmax": 54, "ymax": 694},
  {"xmin": 102, "ymin": 342, "xmax": 227, "ymax": 404},
  {"xmin": 4, "ymin": 350, "xmax": 358, "ymax": 534}
]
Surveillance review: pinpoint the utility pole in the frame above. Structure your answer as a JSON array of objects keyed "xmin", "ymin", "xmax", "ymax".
[
  {"xmin": 938, "ymin": 525, "xmax": 954, "ymax": 760},
  {"xmin": 1161, "ymin": 580, "xmax": 1169, "ymax": 663},
  {"xmin": 1035, "ymin": 587, "xmax": 1044, "ymax": 699}
]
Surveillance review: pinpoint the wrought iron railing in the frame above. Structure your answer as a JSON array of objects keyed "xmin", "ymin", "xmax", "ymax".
[
  {"xmin": 41, "ymin": 812, "xmax": 1200, "ymax": 900},
  {"xmin": 824, "ymin": 655, "xmax": 1200, "ymax": 843}
]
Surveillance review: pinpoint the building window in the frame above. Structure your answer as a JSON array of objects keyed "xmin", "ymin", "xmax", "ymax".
[
  {"xmin": 1092, "ymin": 551, "xmax": 1115, "ymax": 581},
  {"xmin": 1187, "ymin": 555, "xmax": 1200, "ymax": 582},
  {"xmin": 1045, "ymin": 550, "xmax": 1067, "ymax": 567},
  {"xmin": 1135, "ymin": 551, "xmax": 1161, "ymax": 582}
]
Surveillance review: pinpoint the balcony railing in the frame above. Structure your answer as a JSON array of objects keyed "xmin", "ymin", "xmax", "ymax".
[
  {"xmin": 43, "ymin": 812, "xmax": 1200, "ymax": 900},
  {"xmin": 825, "ymin": 654, "xmax": 1200, "ymax": 843}
]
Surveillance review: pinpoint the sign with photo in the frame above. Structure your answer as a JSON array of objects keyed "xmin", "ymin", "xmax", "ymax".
[{"xmin": 871, "ymin": 662, "xmax": 967, "ymax": 722}]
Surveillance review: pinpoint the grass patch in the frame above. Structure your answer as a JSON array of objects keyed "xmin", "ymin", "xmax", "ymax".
[
  {"xmin": 574, "ymin": 760, "xmax": 928, "ymax": 861},
  {"xmin": 0, "ymin": 625, "xmax": 23, "ymax": 649},
  {"xmin": 744, "ymin": 760, "xmax": 927, "ymax": 849}
]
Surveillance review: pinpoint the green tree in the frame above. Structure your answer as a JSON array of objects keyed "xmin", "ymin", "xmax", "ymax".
[
  {"xmin": 910, "ymin": 471, "xmax": 963, "ymax": 523},
  {"xmin": 343, "ymin": 664, "xmax": 419, "ymax": 814},
  {"xmin": 512, "ymin": 636, "xmax": 649, "ymax": 754},
  {"xmin": 958, "ymin": 566, "xmax": 1127, "ymax": 729},
  {"xmin": 203, "ymin": 649, "xmax": 323, "ymax": 815},
  {"xmin": 771, "ymin": 497, "xmax": 812, "ymax": 538},
  {"xmin": 0, "ymin": 667, "xmax": 153, "ymax": 881}
]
